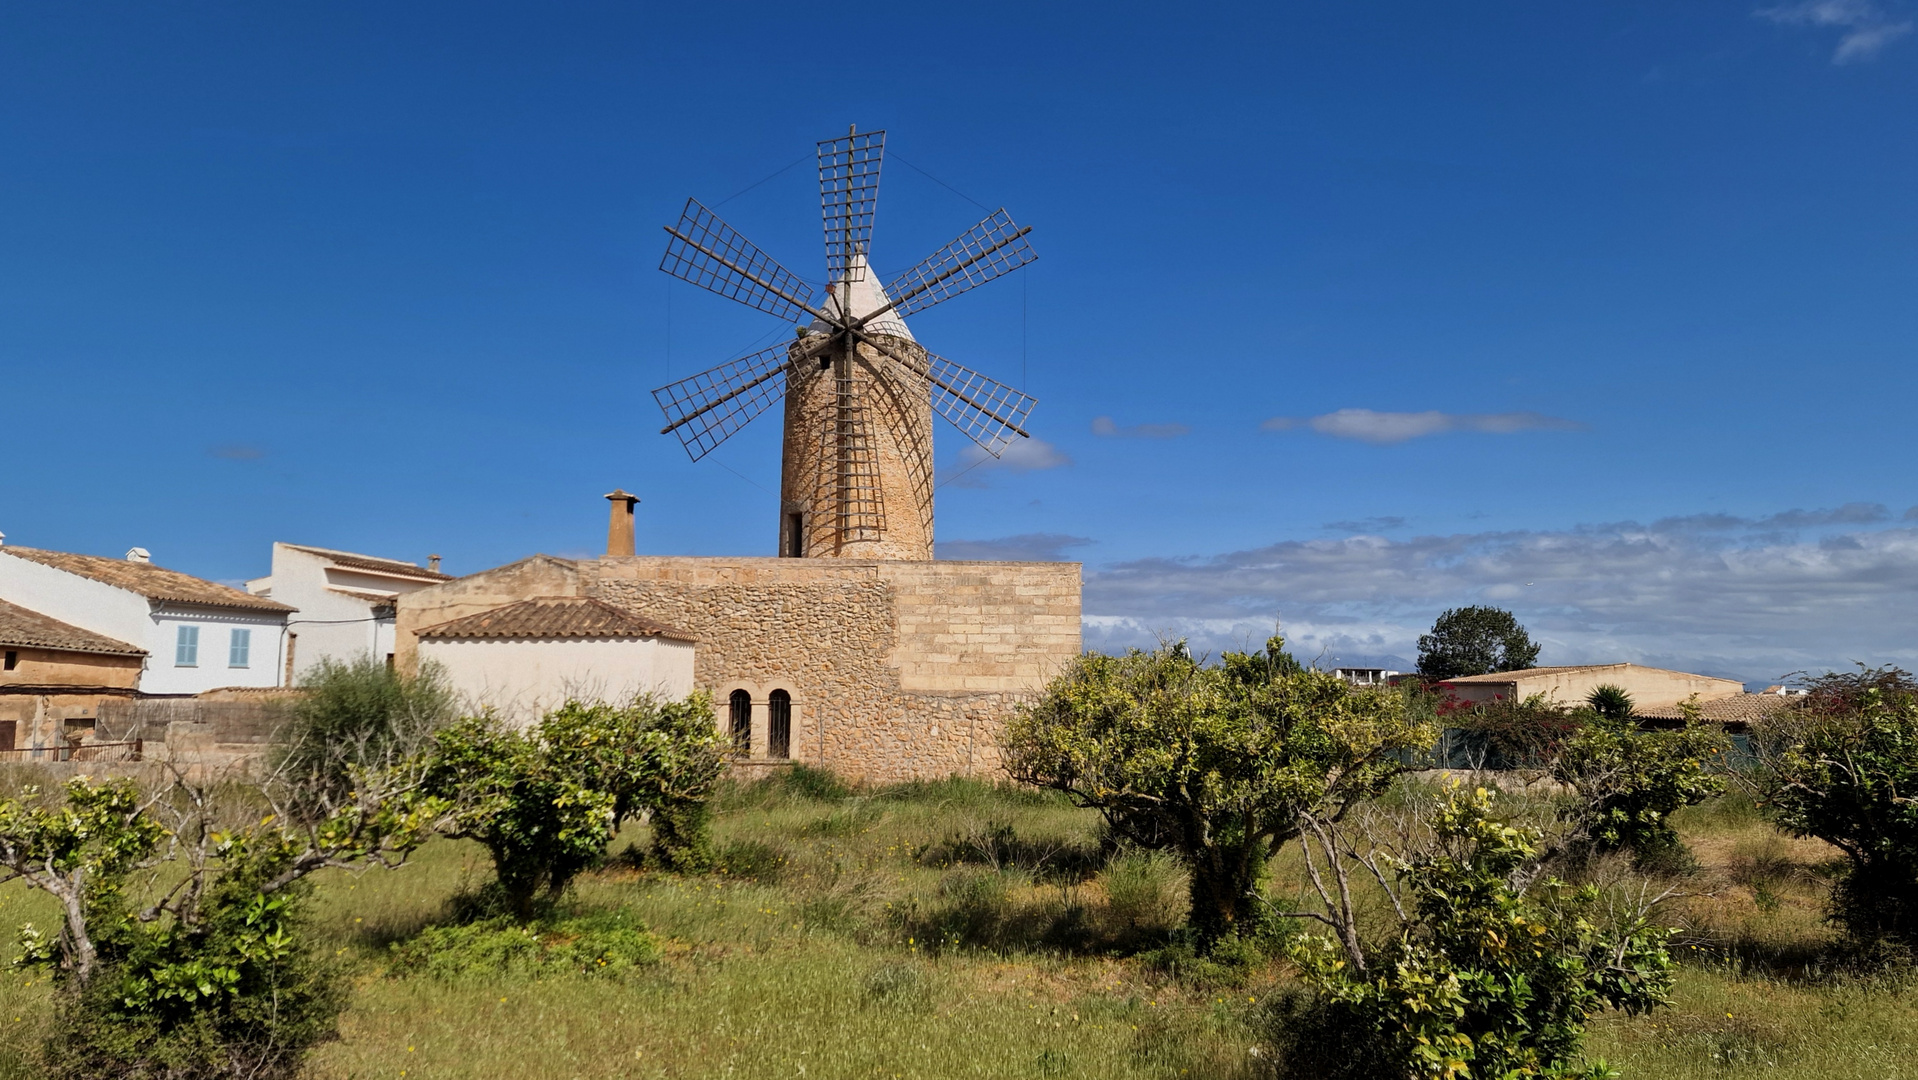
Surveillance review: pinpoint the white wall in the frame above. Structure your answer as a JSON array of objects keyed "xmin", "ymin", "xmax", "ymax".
[
  {"xmin": 0, "ymin": 550, "xmax": 289, "ymax": 695},
  {"xmin": 419, "ymin": 636, "xmax": 696, "ymax": 726},
  {"xmin": 252, "ymin": 544, "xmax": 440, "ymax": 681},
  {"xmin": 141, "ymin": 607, "xmax": 289, "ymax": 695},
  {"xmin": 0, "ymin": 551, "xmax": 153, "ymax": 651}
]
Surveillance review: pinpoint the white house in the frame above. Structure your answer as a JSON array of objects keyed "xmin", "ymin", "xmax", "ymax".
[
  {"xmin": 415, "ymin": 596, "xmax": 695, "ymax": 725},
  {"xmin": 245, "ymin": 543, "xmax": 451, "ymax": 680},
  {"xmin": 0, "ymin": 543, "xmax": 294, "ymax": 695}
]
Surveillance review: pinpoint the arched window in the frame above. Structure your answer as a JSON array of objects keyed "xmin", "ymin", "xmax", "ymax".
[
  {"xmin": 767, "ymin": 690, "xmax": 792, "ymax": 760},
  {"xmin": 728, "ymin": 689, "xmax": 752, "ymax": 754}
]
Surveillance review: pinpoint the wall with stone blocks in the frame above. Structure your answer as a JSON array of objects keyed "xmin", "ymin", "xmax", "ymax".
[{"xmin": 395, "ymin": 554, "xmax": 1081, "ymax": 784}]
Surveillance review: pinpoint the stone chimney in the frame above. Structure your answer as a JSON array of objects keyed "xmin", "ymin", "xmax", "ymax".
[
  {"xmin": 428, "ymin": 554, "xmax": 442, "ymax": 573},
  {"xmin": 604, "ymin": 490, "xmax": 639, "ymax": 557}
]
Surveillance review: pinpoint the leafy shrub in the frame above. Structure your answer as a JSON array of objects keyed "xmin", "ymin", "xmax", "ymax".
[
  {"xmin": 4, "ymin": 776, "xmax": 442, "ymax": 1080},
  {"xmin": 1586, "ymin": 684, "xmax": 1635, "ymax": 722},
  {"xmin": 387, "ymin": 916, "xmax": 660, "ymax": 979},
  {"xmin": 278, "ymin": 656, "xmax": 456, "ymax": 807},
  {"xmin": 422, "ymin": 693, "xmax": 728, "ymax": 916},
  {"xmin": 1753, "ymin": 667, "xmax": 1918, "ymax": 954},
  {"xmin": 923, "ymin": 866, "xmax": 1016, "ymax": 948},
  {"xmin": 1005, "ymin": 637, "xmax": 1433, "ymax": 943},
  {"xmin": 1554, "ymin": 709, "xmax": 1729, "ymax": 868},
  {"xmin": 1286, "ymin": 788, "xmax": 1675, "ymax": 1080},
  {"xmin": 1451, "ymin": 694, "xmax": 1588, "ymax": 769}
]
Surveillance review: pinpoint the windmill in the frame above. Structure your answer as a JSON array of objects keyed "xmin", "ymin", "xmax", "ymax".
[{"xmin": 652, "ymin": 127, "xmax": 1038, "ymax": 561}]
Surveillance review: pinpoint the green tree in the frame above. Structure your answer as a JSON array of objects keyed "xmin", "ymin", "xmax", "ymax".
[
  {"xmin": 422, "ymin": 693, "xmax": 729, "ymax": 917},
  {"xmin": 1002, "ymin": 637, "xmax": 1434, "ymax": 943},
  {"xmin": 276, "ymin": 655, "xmax": 457, "ymax": 808},
  {"xmin": 1552, "ymin": 705, "xmax": 1728, "ymax": 868},
  {"xmin": 1751, "ymin": 665, "xmax": 1918, "ymax": 953},
  {"xmin": 1416, "ymin": 606, "xmax": 1541, "ymax": 682},
  {"xmin": 0, "ymin": 772, "xmax": 445, "ymax": 1079},
  {"xmin": 1285, "ymin": 788, "xmax": 1675, "ymax": 1080},
  {"xmin": 1585, "ymin": 684, "xmax": 1634, "ymax": 722}
]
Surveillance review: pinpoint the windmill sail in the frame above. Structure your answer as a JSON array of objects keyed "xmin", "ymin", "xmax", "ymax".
[
  {"xmin": 652, "ymin": 344, "xmax": 797, "ymax": 461},
  {"xmin": 880, "ymin": 209, "xmax": 1036, "ymax": 321},
  {"xmin": 661, "ymin": 198, "xmax": 820, "ymax": 323},
  {"xmin": 818, "ymin": 129, "xmax": 885, "ymax": 282}
]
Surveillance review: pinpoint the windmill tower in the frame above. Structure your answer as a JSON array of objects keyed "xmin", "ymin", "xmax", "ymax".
[{"xmin": 653, "ymin": 127, "xmax": 1038, "ymax": 560}]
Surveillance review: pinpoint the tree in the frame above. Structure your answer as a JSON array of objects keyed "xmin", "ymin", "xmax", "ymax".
[
  {"xmin": 1416, "ymin": 606, "xmax": 1541, "ymax": 682},
  {"xmin": 276, "ymin": 655, "xmax": 457, "ymax": 809},
  {"xmin": 1283, "ymin": 788, "xmax": 1675, "ymax": 1080},
  {"xmin": 1585, "ymin": 684, "xmax": 1634, "ymax": 722},
  {"xmin": 1749, "ymin": 665, "xmax": 1918, "ymax": 953},
  {"xmin": 1002, "ymin": 637, "xmax": 1435, "ymax": 943},
  {"xmin": 421, "ymin": 693, "xmax": 729, "ymax": 918},
  {"xmin": 0, "ymin": 766, "xmax": 446, "ymax": 1079},
  {"xmin": 1552, "ymin": 705, "xmax": 1728, "ymax": 869}
]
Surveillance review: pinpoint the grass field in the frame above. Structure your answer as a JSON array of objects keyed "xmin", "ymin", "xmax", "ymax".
[{"xmin": 0, "ymin": 772, "xmax": 1911, "ymax": 1079}]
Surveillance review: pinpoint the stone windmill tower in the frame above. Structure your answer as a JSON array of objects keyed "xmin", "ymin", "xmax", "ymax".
[{"xmin": 653, "ymin": 127, "xmax": 1038, "ymax": 560}]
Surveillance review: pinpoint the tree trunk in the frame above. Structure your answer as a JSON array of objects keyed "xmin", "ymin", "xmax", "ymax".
[{"xmin": 1186, "ymin": 845, "xmax": 1261, "ymax": 946}]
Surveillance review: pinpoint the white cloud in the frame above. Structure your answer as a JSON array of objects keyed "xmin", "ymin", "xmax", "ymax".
[
  {"xmin": 1261, "ymin": 409, "xmax": 1583, "ymax": 445},
  {"xmin": 1091, "ymin": 416, "xmax": 1191, "ymax": 439},
  {"xmin": 1082, "ymin": 508, "xmax": 1918, "ymax": 682},
  {"xmin": 1759, "ymin": 0, "xmax": 1914, "ymax": 63},
  {"xmin": 940, "ymin": 436, "xmax": 1072, "ymax": 488}
]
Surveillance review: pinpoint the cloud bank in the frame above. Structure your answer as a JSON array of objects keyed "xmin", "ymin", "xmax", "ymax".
[
  {"xmin": 1261, "ymin": 409, "xmax": 1583, "ymax": 445},
  {"xmin": 1759, "ymin": 1, "xmax": 1914, "ymax": 63},
  {"xmin": 1083, "ymin": 505, "xmax": 1918, "ymax": 682},
  {"xmin": 941, "ymin": 437, "xmax": 1072, "ymax": 488}
]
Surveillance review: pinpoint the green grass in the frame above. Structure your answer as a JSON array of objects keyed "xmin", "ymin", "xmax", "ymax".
[{"xmin": 1, "ymin": 775, "xmax": 1914, "ymax": 1078}]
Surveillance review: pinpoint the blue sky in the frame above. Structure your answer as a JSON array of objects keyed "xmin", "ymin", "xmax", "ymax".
[{"xmin": 3, "ymin": 1, "xmax": 1915, "ymax": 682}]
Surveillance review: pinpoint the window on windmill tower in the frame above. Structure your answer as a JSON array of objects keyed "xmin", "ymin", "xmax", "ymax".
[
  {"xmin": 729, "ymin": 689, "xmax": 752, "ymax": 754},
  {"xmin": 768, "ymin": 690, "xmax": 791, "ymax": 760}
]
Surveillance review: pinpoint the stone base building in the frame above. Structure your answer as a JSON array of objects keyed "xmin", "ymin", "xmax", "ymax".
[{"xmin": 396, "ymin": 551, "xmax": 1080, "ymax": 783}]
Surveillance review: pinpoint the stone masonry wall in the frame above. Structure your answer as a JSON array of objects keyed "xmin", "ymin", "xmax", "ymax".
[{"xmin": 395, "ymin": 554, "xmax": 1081, "ymax": 784}]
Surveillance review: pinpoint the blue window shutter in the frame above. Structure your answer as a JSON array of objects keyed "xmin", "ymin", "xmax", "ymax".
[
  {"xmin": 175, "ymin": 625, "xmax": 199, "ymax": 667},
  {"xmin": 229, "ymin": 628, "xmax": 251, "ymax": 668}
]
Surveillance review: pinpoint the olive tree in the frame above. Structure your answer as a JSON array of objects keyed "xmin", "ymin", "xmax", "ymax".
[{"xmin": 1003, "ymin": 638, "xmax": 1435, "ymax": 943}]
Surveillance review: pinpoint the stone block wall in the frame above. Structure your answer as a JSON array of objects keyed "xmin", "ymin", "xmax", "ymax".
[{"xmin": 396, "ymin": 554, "xmax": 1082, "ymax": 784}]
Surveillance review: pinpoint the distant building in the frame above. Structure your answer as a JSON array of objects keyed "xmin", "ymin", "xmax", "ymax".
[
  {"xmin": 0, "ymin": 543, "xmax": 293, "ymax": 696},
  {"xmin": 1334, "ymin": 666, "xmax": 1401, "ymax": 687},
  {"xmin": 1443, "ymin": 663, "xmax": 1743, "ymax": 712},
  {"xmin": 0, "ymin": 597, "xmax": 146, "ymax": 753},
  {"xmin": 416, "ymin": 596, "xmax": 695, "ymax": 722},
  {"xmin": 246, "ymin": 543, "xmax": 451, "ymax": 680}
]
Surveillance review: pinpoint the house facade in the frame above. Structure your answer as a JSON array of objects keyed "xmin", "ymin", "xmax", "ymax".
[
  {"xmin": 0, "ymin": 544, "xmax": 293, "ymax": 695},
  {"xmin": 245, "ymin": 543, "xmax": 451, "ymax": 680},
  {"xmin": 0, "ymin": 597, "xmax": 146, "ymax": 753},
  {"xmin": 416, "ymin": 596, "xmax": 696, "ymax": 722},
  {"xmin": 1444, "ymin": 663, "xmax": 1744, "ymax": 712}
]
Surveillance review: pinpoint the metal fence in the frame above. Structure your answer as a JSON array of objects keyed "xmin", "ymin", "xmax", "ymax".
[{"xmin": 0, "ymin": 739, "xmax": 143, "ymax": 763}]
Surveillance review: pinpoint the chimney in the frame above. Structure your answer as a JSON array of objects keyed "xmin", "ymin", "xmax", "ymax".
[
  {"xmin": 125, "ymin": 547, "xmax": 151, "ymax": 563},
  {"xmin": 0, "ymin": 531, "xmax": 7, "ymax": 546},
  {"xmin": 428, "ymin": 553, "xmax": 442, "ymax": 573},
  {"xmin": 604, "ymin": 490, "xmax": 639, "ymax": 557}
]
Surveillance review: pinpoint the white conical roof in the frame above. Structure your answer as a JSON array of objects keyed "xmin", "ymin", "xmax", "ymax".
[{"xmin": 811, "ymin": 255, "xmax": 914, "ymax": 341}]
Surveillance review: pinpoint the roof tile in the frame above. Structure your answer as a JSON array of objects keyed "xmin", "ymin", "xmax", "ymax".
[
  {"xmin": 2, "ymin": 547, "xmax": 293, "ymax": 614},
  {"xmin": 0, "ymin": 598, "xmax": 146, "ymax": 657},
  {"xmin": 417, "ymin": 597, "xmax": 694, "ymax": 642}
]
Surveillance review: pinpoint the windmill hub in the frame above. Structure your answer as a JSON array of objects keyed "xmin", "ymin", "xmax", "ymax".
[{"xmin": 654, "ymin": 128, "xmax": 1038, "ymax": 561}]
